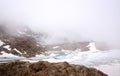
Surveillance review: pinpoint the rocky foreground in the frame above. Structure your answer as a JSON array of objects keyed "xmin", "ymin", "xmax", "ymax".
[{"xmin": 0, "ymin": 61, "xmax": 107, "ymax": 76}]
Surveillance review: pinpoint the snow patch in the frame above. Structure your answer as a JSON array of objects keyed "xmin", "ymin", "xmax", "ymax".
[
  {"xmin": 24, "ymin": 51, "xmax": 27, "ymax": 54},
  {"xmin": 75, "ymin": 48, "xmax": 81, "ymax": 51},
  {"xmin": 0, "ymin": 40, "xmax": 4, "ymax": 46},
  {"xmin": 87, "ymin": 42, "xmax": 99, "ymax": 52},
  {"xmin": 18, "ymin": 31, "xmax": 26, "ymax": 35},
  {"xmin": 0, "ymin": 51, "xmax": 19, "ymax": 57},
  {"xmin": 3, "ymin": 45, "xmax": 11, "ymax": 50},
  {"xmin": 14, "ymin": 48, "xmax": 22, "ymax": 54},
  {"xmin": 36, "ymin": 45, "xmax": 40, "ymax": 46},
  {"xmin": 53, "ymin": 46, "xmax": 59, "ymax": 49}
]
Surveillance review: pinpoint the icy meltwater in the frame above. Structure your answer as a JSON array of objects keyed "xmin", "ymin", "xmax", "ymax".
[{"xmin": 0, "ymin": 42, "xmax": 120, "ymax": 66}]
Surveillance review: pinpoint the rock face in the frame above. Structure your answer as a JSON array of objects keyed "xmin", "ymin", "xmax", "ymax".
[
  {"xmin": 0, "ymin": 61, "xmax": 108, "ymax": 76},
  {"xmin": 45, "ymin": 42, "xmax": 90, "ymax": 51},
  {"xmin": 0, "ymin": 25, "xmax": 45, "ymax": 57}
]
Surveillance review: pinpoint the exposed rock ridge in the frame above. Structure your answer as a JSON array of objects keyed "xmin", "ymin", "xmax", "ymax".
[{"xmin": 0, "ymin": 61, "xmax": 108, "ymax": 76}]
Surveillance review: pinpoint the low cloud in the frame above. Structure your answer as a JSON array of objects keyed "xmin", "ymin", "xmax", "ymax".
[{"xmin": 0, "ymin": 0, "xmax": 120, "ymax": 49}]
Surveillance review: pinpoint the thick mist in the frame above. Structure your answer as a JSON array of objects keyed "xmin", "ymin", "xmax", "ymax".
[{"xmin": 0, "ymin": 0, "xmax": 120, "ymax": 49}]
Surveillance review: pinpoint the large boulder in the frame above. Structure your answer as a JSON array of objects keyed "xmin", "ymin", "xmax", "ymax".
[{"xmin": 0, "ymin": 61, "xmax": 108, "ymax": 76}]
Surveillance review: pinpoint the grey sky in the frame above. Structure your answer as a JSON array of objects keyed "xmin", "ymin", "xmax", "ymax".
[{"xmin": 0, "ymin": 0, "xmax": 120, "ymax": 48}]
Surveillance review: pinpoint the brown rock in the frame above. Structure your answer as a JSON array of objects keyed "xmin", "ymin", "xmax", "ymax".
[{"xmin": 0, "ymin": 61, "xmax": 108, "ymax": 76}]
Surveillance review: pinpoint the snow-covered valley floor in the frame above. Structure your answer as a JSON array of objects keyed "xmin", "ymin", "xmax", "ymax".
[{"xmin": 95, "ymin": 63, "xmax": 120, "ymax": 76}]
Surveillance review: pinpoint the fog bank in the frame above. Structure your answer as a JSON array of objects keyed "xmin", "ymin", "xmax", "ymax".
[{"xmin": 0, "ymin": 0, "xmax": 120, "ymax": 49}]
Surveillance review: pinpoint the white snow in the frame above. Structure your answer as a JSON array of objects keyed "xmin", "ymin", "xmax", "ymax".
[
  {"xmin": 18, "ymin": 31, "xmax": 26, "ymax": 35},
  {"xmin": 35, "ymin": 49, "xmax": 120, "ymax": 66},
  {"xmin": 14, "ymin": 48, "xmax": 22, "ymax": 54},
  {"xmin": 94, "ymin": 63, "xmax": 120, "ymax": 76},
  {"xmin": 3, "ymin": 45, "xmax": 11, "ymax": 50},
  {"xmin": 87, "ymin": 42, "xmax": 99, "ymax": 52},
  {"xmin": 33, "ymin": 42, "xmax": 120, "ymax": 66},
  {"xmin": 36, "ymin": 45, "xmax": 40, "ymax": 46},
  {"xmin": 53, "ymin": 46, "xmax": 59, "ymax": 49},
  {"xmin": 0, "ymin": 51, "xmax": 19, "ymax": 57},
  {"xmin": 24, "ymin": 51, "xmax": 27, "ymax": 54},
  {"xmin": 0, "ymin": 40, "xmax": 4, "ymax": 46}
]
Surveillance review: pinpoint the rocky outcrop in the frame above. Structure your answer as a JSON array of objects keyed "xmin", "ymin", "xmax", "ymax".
[
  {"xmin": 0, "ymin": 61, "xmax": 107, "ymax": 76},
  {"xmin": 0, "ymin": 25, "xmax": 46, "ymax": 57},
  {"xmin": 45, "ymin": 42, "xmax": 90, "ymax": 51}
]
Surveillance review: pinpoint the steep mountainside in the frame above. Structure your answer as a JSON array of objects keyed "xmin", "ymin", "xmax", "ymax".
[{"xmin": 0, "ymin": 25, "xmax": 45, "ymax": 57}]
